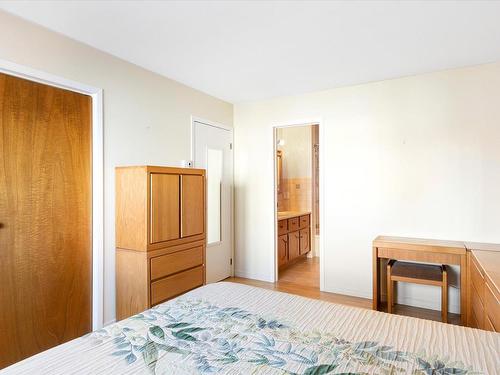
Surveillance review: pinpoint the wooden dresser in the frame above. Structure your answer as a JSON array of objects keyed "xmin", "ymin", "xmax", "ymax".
[
  {"xmin": 115, "ymin": 166, "xmax": 206, "ymax": 321},
  {"xmin": 277, "ymin": 211, "xmax": 311, "ymax": 269},
  {"xmin": 466, "ymin": 243, "xmax": 500, "ymax": 332}
]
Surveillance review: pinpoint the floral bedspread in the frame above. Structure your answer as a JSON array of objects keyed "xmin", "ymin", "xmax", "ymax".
[{"xmin": 3, "ymin": 282, "xmax": 499, "ymax": 374}]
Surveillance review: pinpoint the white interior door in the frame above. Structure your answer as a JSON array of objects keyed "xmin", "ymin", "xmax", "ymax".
[{"xmin": 193, "ymin": 120, "xmax": 233, "ymax": 283}]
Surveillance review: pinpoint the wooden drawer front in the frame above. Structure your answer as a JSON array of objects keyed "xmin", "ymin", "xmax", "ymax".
[
  {"xmin": 470, "ymin": 256, "xmax": 484, "ymax": 302},
  {"xmin": 278, "ymin": 220, "xmax": 288, "ymax": 235},
  {"xmin": 470, "ymin": 283, "xmax": 485, "ymax": 329},
  {"xmin": 299, "ymin": 228, "xmax": 310, "ymax": 255},
  {"xmin": 484, "ymin": 282, "xmax": 499, "ymax": 332},
  {"xmin": 484, "ymin": 315, "xmax": 496, "ymax": 332},
  {"xmin": 299, "ymin": 215, "xmax": 310, "ymax": 229},
  {"xmin": 469, "ymin": 307, "xmax": 480, "ymax": 329},
  {"xmin": 150, "ymin": 266, "xmax": 204, "ymax": 306},
  {"xmin": 150, "ymin": 246, "xmax": 203, "ymax": 281},
  {"xmin": 289, "ymin": 217, "xmax": 299, "ymax": 232}
]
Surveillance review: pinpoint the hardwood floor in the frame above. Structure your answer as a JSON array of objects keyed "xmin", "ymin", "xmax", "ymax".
[
  {"xmin": 279, "ymin": 256, "xmax": 320, "ymax": 288},
  {"xmin": 226, "ymin": 256, "xmax": 461, "ymax": 325}
]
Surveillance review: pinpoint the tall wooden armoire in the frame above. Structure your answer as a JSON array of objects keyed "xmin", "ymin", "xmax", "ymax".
[{"xmin": 115, "ymin": 166, "xmax": 206, "ymax": 321}]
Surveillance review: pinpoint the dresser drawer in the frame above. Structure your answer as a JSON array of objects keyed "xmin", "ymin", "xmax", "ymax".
[
  {"xmin": 470, "ymin": 282, "xmax": 485, "ymax": 329},
  {"xmin": 150, "ymin": 246, "xmax": 203, "ymax": 281},
  {"xmin": 470, "ymin": 256, "xmax": 484, "ymax": 302},
  {"xmin": 484, "ymin": 314, "xmax": 496, "ymax": 332},
  {"xmin": 288, "ymin": 217, "xmax": 299, "ymax": 232},
  {"xmin": 484, "ymin": 281, "xmax": 499, "ymax": 332},
  {"xmin": 469, "ymin": 307, "xmax": 480, "ymax": 329},
  {"xmin": 299, "ymin": 215, "xmax": 310, "ymax": 229},
  {"xmin": 150, "ymin": 266, "xmax": 204, "ymax": 306},
  {"xmin": 278, "ymin": 219, "xmax": 288, "ymax": 235}
]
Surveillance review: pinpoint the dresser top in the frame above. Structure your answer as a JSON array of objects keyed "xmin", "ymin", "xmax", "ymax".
[
  {"xmin": 465, "ymin": 242, "xmax": 500, "ymax": 252},
  {"xmin": 116, "ymin": 165, "xmax": 205, "ymax": 175}
]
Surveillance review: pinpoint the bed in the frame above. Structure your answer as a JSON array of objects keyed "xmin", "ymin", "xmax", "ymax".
[{"xmin": 3, "ymin": 282, "xmax": 499, "ymax": 374}]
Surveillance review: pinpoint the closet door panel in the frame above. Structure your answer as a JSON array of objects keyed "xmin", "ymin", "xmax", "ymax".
[
  {"xmin": 181, "ymin": 175, "xmax": 204, "ymax": 238},
  {"xmin": 150, "ymin": 174, "xmax": 180, "ymax": 243}
]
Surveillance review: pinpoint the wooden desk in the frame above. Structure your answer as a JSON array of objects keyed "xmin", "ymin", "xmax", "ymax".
[{"xmin": 373, "ymin": 236, "xmax": 467, "ymax": 324}]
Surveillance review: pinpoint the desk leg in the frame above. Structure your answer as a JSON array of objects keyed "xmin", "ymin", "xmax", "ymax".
[
  {"xmin": 372, "ymin": 247, "xmax": 379, "ymax": 310},
  {"xmin": 460, "ymin": 254, "xmax": 467, "ymax": 325}
]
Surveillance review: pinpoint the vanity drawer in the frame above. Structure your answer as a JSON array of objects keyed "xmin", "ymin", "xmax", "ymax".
[
  {"xmin": 299, "ymin": 215, "xmax": 310, "ymax": 229},
  {"xmin": 278, "ymin": 219, "xmax": 288, "ymax": 235},
  {"xmin": 288, "ymin": 217, "xmax": 299, "ymax": 232},
  {"xmin": 470, "ymin": 255, "xmax": 484, "ymax": 302},
  {"xmin": 150, "ymin": 246, "xmax": 203, "ymax": 281},
  {"xmin": 150, "ymin": 266, "xmax": 204, "ymax": 306}
]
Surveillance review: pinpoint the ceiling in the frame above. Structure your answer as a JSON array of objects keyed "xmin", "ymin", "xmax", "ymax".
[{"xmin": 1, "ymin": 1, "xmax": 500, "ymax": 103}]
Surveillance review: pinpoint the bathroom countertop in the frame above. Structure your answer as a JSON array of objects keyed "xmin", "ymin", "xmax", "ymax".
[{"xmin": 277, "ymin": 210, "xmax": 311, "ymax": 220}]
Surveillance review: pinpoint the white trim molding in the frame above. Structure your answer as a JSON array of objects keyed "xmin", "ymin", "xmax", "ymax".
[
  {"xmin": 190, "ymin": 115, "xmax": 233, "ymax": 163},
  {"xmin": 0, "ymin": 58, "xmax": 105, "ymax": 330}
]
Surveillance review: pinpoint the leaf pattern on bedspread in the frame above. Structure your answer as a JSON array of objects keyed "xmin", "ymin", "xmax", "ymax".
[{"xmin": 88, "ymin": 299, "xmax": 482, "ymax": 374}]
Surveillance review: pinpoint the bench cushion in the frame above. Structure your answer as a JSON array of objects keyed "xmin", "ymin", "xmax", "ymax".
[{"xmin": 391, "ymin": 261, "xmax": 443, "ymax": 282}]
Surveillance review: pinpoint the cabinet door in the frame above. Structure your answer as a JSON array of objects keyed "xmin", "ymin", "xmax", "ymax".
[
  {"xmin": 278, "ymin": 235, "xmax": 288, "ymax": 266},
  {"xmin": 288, "ymin": 231, "xmax": 300, "ymax": 260},
  {"xmin": 151, "ymin": 174, "xmax": 180, "ymax": 243},
  {"xmin": 181, "ymin": 175, "xmax": 205, "ymax": 237},
  {"xmin": 299, "ymin": 228, "xmax": 310, "ymax": 255}
]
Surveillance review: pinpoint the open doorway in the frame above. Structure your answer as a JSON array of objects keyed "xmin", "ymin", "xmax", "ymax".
[{"xmin": 274, "ymin": 123, "xmax": 320, "ymax": 290}]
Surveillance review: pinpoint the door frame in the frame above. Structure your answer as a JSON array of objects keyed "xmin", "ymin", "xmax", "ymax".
[
  {"xmin": 190, "ymin": 116, "xmax": 234, "ymax": 277},
  {"xmin": 0, "ymin": 58, "xmax": 104, "ymax": 330},
  {"xmin": 272, "ymin": 118, "xmax": 325, "ymax": 290}
]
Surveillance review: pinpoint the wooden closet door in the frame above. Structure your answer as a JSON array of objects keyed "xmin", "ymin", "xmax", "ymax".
[
  {"xmin": 150, "ymin": 174, "xmax": 180, "ymax": 243},
  {"xmin": 0, "ymin": 73, "xmax": 92, "ymax": 369},
  {"xmin": 181, "ymin": 175, "xmax": 204, "ymax": 237}
]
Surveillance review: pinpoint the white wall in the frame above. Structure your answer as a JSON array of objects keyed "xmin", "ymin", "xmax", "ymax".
[
  {"xmin": 234, "ymin": 63, "xmax": 500, "ymax": 313},
  {"xmin": 0, "ymin": 11, "xmax": 233, "ymax": 324}
]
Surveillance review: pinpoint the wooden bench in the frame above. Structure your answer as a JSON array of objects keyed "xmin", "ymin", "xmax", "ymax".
[{"xmin": 387, "ymin": 260, "xmax": 448, "ymax": 323}]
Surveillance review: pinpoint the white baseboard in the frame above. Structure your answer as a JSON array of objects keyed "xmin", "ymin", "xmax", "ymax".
[
  {"xmin": 234, "ymin": 269, "xmax": 274, "ymax": 283},
  {"xmin": 380, "ymin": 292, "xmax": 460, "ymax": 314},
  {"xmin": 323, "ymin": 286, "xmax": 371, "ymax": 300},
  {"xmin": 323, "ymin": 286, "xmax": 460, "ymax": 314},
  {"xmin": 103, "ymin": 319, "xmax": 116, "ymax": 327}
]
